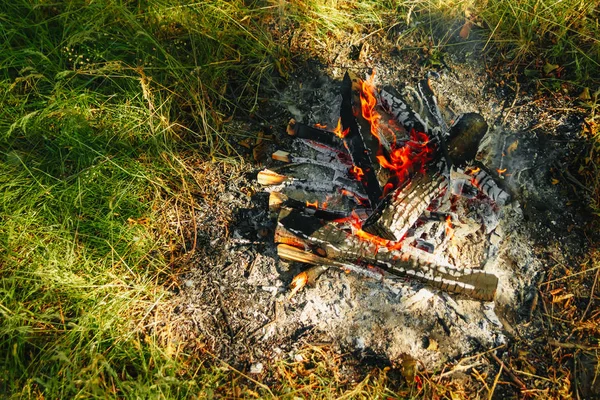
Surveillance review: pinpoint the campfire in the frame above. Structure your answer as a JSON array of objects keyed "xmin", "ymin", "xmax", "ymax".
[{"xmin": 258, "ymin": 71, "xmax": 510, "ymax": 302}]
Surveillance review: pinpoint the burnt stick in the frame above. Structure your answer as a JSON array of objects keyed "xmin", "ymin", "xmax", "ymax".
[{"xmin": 340, "ymin": 72, "xmax": 385, "ymax": 206}]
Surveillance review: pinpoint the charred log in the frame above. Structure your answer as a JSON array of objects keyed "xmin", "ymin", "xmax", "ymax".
[
  {"xmin": 470, "ymin": 166, "xmax": 511, "ymax": 206},
  {"xmin": 447, "ymin": 113, "xmax": 488, "ymax": 166},
  {"xmin": 362, "ymin": 172, "xmax": 448, "ymax": 241},
  {"xmin": 287, "ymin": 119, "xmax": 345, "ymax": 151},
  {"xmin": 275, "ymin": 210, "xmax": 498, "ymax": 301},
  {"xmin": 340, "ymin": 72, "xmax": 386, "ymax": 206},
  {"xmin": 379, "ymin": 85, "xmax": 429, "ymax": 134}
]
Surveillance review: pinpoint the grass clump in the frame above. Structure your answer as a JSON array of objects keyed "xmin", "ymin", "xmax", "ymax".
[{"xmin": 417, "ymin": 0, "xmax": 600, "ymax": 84}]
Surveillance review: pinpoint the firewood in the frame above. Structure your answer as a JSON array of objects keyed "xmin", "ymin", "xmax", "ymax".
[
  {"xmin": 362, "ymin": 172, "xmax": 448, "ymax": 241},
  {"xmin": 276, "ymin": 210, "xmax": 498, "ymax": 301},
  {"xmin": 287, "ymin": 119, "xmax": 345, "ymax": 150},
  {"xmin": 272, "ymin": 150, "xmax": 291, "ymax": 163},
  {"xmin": 471, "ymin": 167, "xmax": 510, "ymax": 205},
  {"xmin": 379, "ymin": 85, "xmax": 429, "ymax": 134},
  {"xmin": 286, "ymin": 118, "xmax": 297, "ymax": 136},
  {"xmin": 257, "ymin": 169, "xmax": 287, "ymax": 185},
  {"xmin": 268, "ymin": 192, "xmax": 284, "ymax": 212},
  {"xmin": 340, "ymin": 71, "xmax": 385, "ymax": 205}
]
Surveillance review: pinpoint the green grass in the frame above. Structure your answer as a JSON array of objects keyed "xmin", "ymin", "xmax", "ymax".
[
  {"xmin": 1, "ymin": 0, "xmax": 599, "ymax": 398},
  {"xmin": 416, "ymin": 0, "xmax": 600, "ymax": 84}
]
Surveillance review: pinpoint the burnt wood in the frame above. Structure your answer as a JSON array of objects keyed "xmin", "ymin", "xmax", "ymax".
[
  {"xmin": 446, "ymin": 113, "xmax": 488, "ymax": 166},
  {"xmin": 361, "ymin": 171, "xmax": 448, "ymax": 241},
  {"xmin": 289, "ymin": 120, "xmax": 346, "ymax": 151},
  {"xmin": 340, "ymin": 72, "xmax": 384, "ymax": 206},
  {"xmin": 275, "ymin": 210, "xmax": 498, "ymax": 301}
]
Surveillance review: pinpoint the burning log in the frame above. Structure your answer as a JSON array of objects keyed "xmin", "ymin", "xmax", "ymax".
[
  {"xmin": 267, "ymin": 189, "xmax": 362, "ymax": 219},
  {"xmin": 286, "ymin": 118, "xmax": 346, "ymax": 151},
  {"xmin": 275, "ymin": 210, "xmax": 498, "ymax": 301},
  {"xmin": 340, "ymin": 71, "xmax": 386, "ymax": 206}
]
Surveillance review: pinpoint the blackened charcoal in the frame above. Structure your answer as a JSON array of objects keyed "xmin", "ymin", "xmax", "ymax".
[{"xmin": 447, "ymin": 113, "xmax": 488, "ymax": 166}]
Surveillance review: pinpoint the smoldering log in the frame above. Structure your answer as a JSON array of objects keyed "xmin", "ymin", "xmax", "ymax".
[
  {"xmin": 362, "ymin": 172, "xmax": 449, "ymax": 241},
  {"xmin": 267, "ymin": 189, "xmax": 364, "ymax": 219},
  {"xmin": 340, "ymin": 72, "xmax": 385, "ymax": 206},
  {"xmin": 275, "ymin": 209, "xmax": 498, "ymax": 301},
  {"xmin": 379, "ymin": 85, "xmax": 430, "ymax": 134},
  {"xmin": 278, "ymin": 244, "xmax": 384, "ymax": 281},
  {"xmin": 259, "ymin": 164, "xmax": 368, "ymax": 202},
  {"xmin": 271, "ymin": 150, "xmax": 351, "ymax": 173}
]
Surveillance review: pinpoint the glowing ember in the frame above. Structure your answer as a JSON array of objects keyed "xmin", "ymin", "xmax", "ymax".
[
  {"xmin": 350, "ymin": 165, "xmax": 365, "ymax": 181},
  {"xmin": 497, "ymin": 168, "xmax": 507, "ymax": 175},
  {"xmin": 288, "ymin": 271, "xmax": 308, "ymax": 298},
  {"xmin": 340, "ymin": 188, "xmax": 368, "ymax": 205}
]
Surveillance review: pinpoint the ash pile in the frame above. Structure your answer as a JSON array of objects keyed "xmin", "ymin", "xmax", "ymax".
[{"xmin": 257, "ymin": 71, "xmax": 539, "ymax": 366}]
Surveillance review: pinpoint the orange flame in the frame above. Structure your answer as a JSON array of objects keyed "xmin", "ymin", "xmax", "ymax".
[
  {"xmin": 350, "ymin": 165, "xmax": 365, "ymax": 181},
  {"xmin": 357, "ymin": 71, "xmax": 433, "ymax": 186},
  {"xmin": 314, "ymin": 122, "xmax": 327, "ymax": 129},
  {"xmin": 382, "ymin": 182, "xmax": 394, "ymax": 197},
  {"xmin": 379, "ymin": 130, "xmax": 433, "ymax": 183},
  {"xmin": 360, "ymin": 71, "xmax": 382, "ymax": 142},
  {"xmin": 346, "ymin": 211, "xmax": 403, "ymax": 251},
  {"xmin": 497, "ymin": 168, "xmax": 507, "ymax": 175},
  {"xmin": 332, "ymin": 118, "xmax": 349, "ymax": 139}
]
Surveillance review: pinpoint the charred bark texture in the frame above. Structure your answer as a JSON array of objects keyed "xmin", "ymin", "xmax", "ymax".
[
  {"xmin": 362, "ymin": 172, "xmax": 448, "ymax": 241},
  {"xmin": 340, "ymin": 72, "xmax": 384, "ymax": 206}
]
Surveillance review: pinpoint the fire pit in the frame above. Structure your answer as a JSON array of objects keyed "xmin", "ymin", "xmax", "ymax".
[{"xmin": 259, "ymin": 71, "xmax": 511, "ymax": 303}]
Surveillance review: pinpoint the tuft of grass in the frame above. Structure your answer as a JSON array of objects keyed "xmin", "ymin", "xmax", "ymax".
[{"xmin": 415, "ymin": 0, "xmax": 600, "ymax": 84}]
